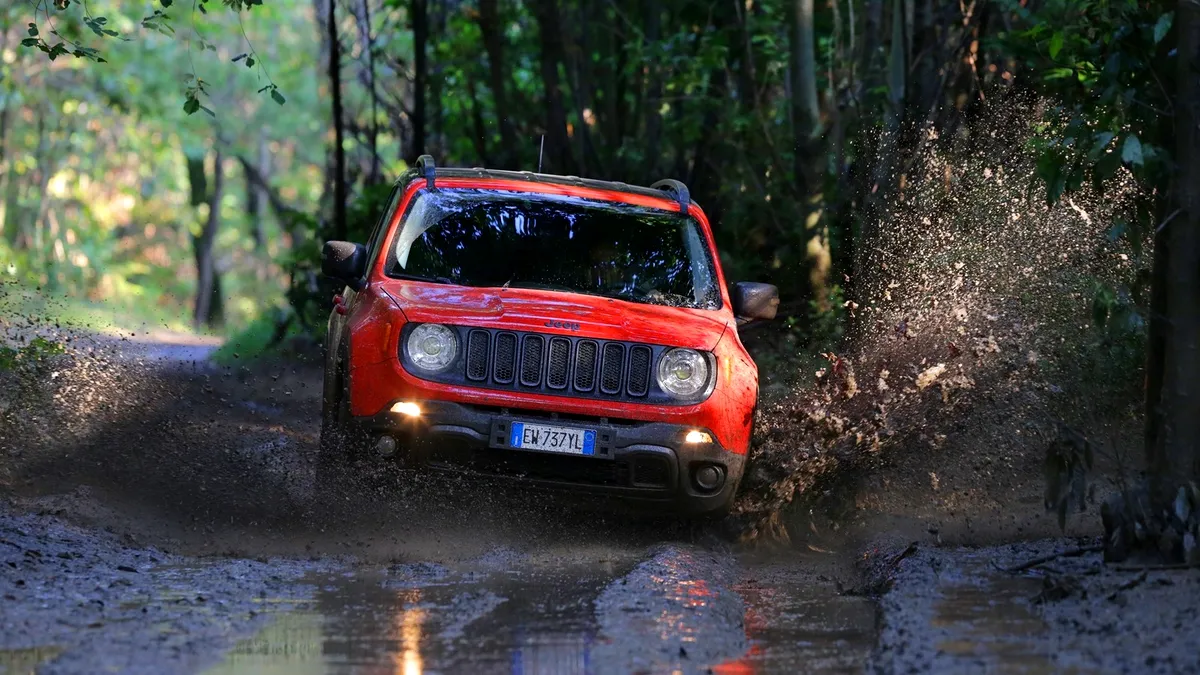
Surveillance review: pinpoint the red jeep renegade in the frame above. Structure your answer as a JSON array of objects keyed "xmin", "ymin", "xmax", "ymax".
[{"xmin": 319, "ymin": 156, "xmax": 778, "ymax": 515}]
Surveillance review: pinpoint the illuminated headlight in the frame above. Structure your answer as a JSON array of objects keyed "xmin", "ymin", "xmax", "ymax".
[
  {"xmin": 656, "ymin": 348, "xmax": 710, "ymax": 398},
  {"xmin": 406, "ymin": 323, "xmax": 457, "ymax": 372}
]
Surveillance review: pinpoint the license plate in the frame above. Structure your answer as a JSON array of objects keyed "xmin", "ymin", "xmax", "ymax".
[{"xmin": 509, "ymin": 422, "xmax": 596, "ymax": 456}]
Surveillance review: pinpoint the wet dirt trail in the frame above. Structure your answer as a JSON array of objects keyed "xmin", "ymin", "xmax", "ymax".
[
  {"xmin": 6, "ymin": 336, "xmax": 1195, "ymax": 674},
  {"xmin": 0, "ymin": 338, "xmax": 879, "ymax": 674}
]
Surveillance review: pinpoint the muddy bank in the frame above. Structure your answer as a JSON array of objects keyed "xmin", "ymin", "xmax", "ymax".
[
  {"xmin": 0, "ymin": 501, "xmax": 322, "ymax": 675},
  {"xmin": 869, "ymin": 539, "xmax": 1200, "ymax": 674}
]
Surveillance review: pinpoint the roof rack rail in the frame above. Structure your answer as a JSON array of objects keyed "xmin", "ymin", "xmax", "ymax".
[
  {"xmin": 415, "ymin": 155, "xmax": 436, "ymax": 188},
  {"xmin": 651, "ymin": 179, "xmax": 690, "ymax": 213}
]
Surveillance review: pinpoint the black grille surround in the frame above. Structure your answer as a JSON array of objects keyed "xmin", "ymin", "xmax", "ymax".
[{"xmin": 398, "ymin": 323, "xmax": 716, "ymax": 406}]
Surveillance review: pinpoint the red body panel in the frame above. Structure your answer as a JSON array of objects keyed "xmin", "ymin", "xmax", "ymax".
[{"xmin": 342, "ymin": 178, "xmax": 759, "ymax": 454}]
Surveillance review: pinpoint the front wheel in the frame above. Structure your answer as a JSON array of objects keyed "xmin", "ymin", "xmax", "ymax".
[{"xmin": 316, "ymin": 344, "xmax": 366, "ymax": 482}]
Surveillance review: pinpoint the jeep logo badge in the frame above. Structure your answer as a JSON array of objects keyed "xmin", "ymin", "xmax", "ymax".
[{"xmin": 544, "ymin": 320, "xmax": 581, "ymax": 331}]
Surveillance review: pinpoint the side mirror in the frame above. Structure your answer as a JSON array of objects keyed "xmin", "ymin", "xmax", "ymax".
[
  {"xmin": 732, "ymin": 281, "xmax": 779, "ymax": 323},
  {"xmin": 321, "ymin": 241, "xmax": 367, "ymax": 289}
]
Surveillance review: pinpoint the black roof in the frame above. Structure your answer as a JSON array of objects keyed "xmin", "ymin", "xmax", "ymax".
[{"xmin": 395, "ymin": 155, "xmax": 695, "ymax": 213}]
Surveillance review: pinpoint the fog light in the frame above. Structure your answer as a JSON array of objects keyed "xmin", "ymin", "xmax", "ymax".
[
  {"xmin": 390, "ymin": 401, "xmax": 422, "ymax": 417},
  {"xmin": 693, "ymin": 465, "xmax": 725, "ymax": 492},
  {"xmin": 375, "ymin": 436, "xmax": 397, "ymax": 458},
  {"xmin": 684, "ymin": 430, "xmax": 712, "ymax": 444}
]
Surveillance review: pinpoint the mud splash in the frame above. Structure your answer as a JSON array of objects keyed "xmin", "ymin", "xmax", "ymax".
[{"xmin": 734, "ymin": 105, "xmax": 1146, "ymax": 540}]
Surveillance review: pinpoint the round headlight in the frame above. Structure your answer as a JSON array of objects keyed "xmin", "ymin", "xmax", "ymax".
[
  {"xmin": 656, "ymin": 348, "xmax": 710, "ymax": 398},
  {"xmin": 406, "ymin": 323, "xmax": 458, "ymax": 372}
]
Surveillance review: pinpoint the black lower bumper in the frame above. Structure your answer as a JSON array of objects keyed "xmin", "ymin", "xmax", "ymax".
[{"xmin": 347, "ymin": 400, "xmax": 745, "ymax": 516}]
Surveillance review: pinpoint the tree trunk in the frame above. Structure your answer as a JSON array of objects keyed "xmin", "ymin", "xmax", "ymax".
[
  {"xmin": 428, "ymin": 0, "xmax": 444, "ymax": 157},
  {"xmin": 640, "ymin": 0, "xmax": 664, "ymax": 177},
  {"xmin": 408, "ymin": 0, "xmax": 428, "ymax": 164},
  {"xmin": 355, "ymin": 0, "xmax": 380, "ymax": 183},
  {"xmin": 791, "ymin": 0, "xmax": 829, "ymax": 308},
  {"xmin": 1150, "ymin": 0, "xmax": 1200, "ymax": 494},
  {"xmin": 534, "ymin": 0, "xmax": 574, "ymax": 174},
  {"xmin": 1, "ymin": 107, "xmax": 18, "ymax": 247},
  {"xmin": 193, "ymin": 151, "xmax": 225, "ymax": 329},
  {"xmin": 734, "ymin": 0, "xmax": 759, "ymax": 112},
  {"xmin": 465, "ymin": 76, "xmax": 492, "ymax": 164},
  {"xmin": 478, "ymin": 0, "xmax": 518, "ymax": 168},
  {"xmin": 245, "ymin": 137, "xmax": 269, "ymax": 251},
  {"xmin": 328, "ymin": 0, "xmax": 348, "ymax": 240}
]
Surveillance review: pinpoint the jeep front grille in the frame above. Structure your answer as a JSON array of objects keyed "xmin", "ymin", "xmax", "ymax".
[{"xmin": 462, "ymin": 328, "xmax": 652, "ymax": 400}]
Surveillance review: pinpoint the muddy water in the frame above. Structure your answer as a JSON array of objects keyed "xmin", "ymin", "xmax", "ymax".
[{"xmin": 202, "ymin": 548, "xmax": 877, "ymax": 675}]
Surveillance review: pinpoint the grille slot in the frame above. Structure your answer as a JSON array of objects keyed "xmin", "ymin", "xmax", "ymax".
[
  {"xmin": 493, "ymin": 332, "xmax": 517, "ymax": 384},
  {"xmin": 466, "ymin": 330, "xmax": 489, "ymax": 381},
  {"xmin": 630, "ymin": 456, "xmax": 671, "ymax": 488},
  {"xmin": 546, "ymin": 338, "xmax": 571, "ymax": 389},
  {"xmin": 600, "ymin": 343, "xmax": 624, "ymax": 395},
  {"xmin": 574, "ymin": 341, "xmax": 598, "ymax": 392},
  {"xmin": 627, "ymin": 345, "xmax": 652, "ymax": 397},
  {"xmin": 519, "ymin": 335, "xmax": 545, "ymax": 387}
]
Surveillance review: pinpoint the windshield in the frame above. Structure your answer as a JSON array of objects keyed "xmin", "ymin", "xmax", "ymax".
[{"xmin": 385, "ymin": 188, "xmax": 721, "ymax": 309}]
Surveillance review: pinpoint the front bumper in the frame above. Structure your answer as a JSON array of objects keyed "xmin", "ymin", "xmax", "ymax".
[{"xmin": 347, "ymin": 400, "xmax": 745, "ymax": 515}]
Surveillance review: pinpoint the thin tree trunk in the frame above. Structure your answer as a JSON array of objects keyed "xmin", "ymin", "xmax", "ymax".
[
  {"xmin": 0, "ymin": 107, "xmax": 17, "ymax": 246},
  {"xmin": 641, "ymin": 0, "xmax": 664, "ymax": 176},
  {"xmin": 193, "ymin": 151, "xmax": 224, "ymax": 329},
  {"xmin": 1150, "ymin": 0, "xmax": 1200, "ymax": 493},
  {"xmin": 478, "ymin": 0, "xmax": 518, "ymax": 168},
  {"xmin": 245, "ymin": 137, "xmax": 269, "ymax": 251},
  {"xmin": 329, "ymin": 0, "xmax": 348, "ymax": 240},
  {"xmin": 355, "ymin": 0, "xmax": 380, "ymax": 183},
  {"xmin": 465, "ymin": 76, "xmax": 492, "ymax": 164},
  {"xmin": 534, "ymin": 0, "xmax": 574, "ymax": 174},
  {"xmin": 792, "ymin": 0, "xmax": 829, "ymax": 308},
  {"xmin": 734, "ymin": 0, "xmax": 759, "ymax": 111},
  {"xmin": 408, "ymin": 0, "xmax": 428, "ymax": 164},
  {"xmin": 428, "ymin": 0, "xmax": 445, "ymax": 157}
]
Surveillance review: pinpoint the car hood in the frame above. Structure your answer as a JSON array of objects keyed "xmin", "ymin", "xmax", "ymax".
[{"xmin": 378, "ymin": 281, "xmax": 728, "ymax": 350}]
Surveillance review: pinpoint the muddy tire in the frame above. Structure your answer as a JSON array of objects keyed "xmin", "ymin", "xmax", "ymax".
[{"xmin": 316, "ymin": 344, "xmax": 365, "ymax": 484}]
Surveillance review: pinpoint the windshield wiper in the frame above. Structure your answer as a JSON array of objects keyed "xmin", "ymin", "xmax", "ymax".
[
  {"xmin": 501, "ymin": 281, "xmax": 578, "ymax": 293},
  {"xmin": 392, "ymin": 273, "xmax": 456, "ymax": 284}
]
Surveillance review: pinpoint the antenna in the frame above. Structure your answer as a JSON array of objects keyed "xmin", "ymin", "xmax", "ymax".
[{"xmin": 538, "ymin": 135, "xmax": 545, "ymax": 173}]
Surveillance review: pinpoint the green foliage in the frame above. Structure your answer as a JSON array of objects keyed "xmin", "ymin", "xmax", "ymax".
[
  {"xmin": 1000, "ymin": 0, "xmax": 1174, "ymax": 229},
  {"xmin": 287, "ymin": 183, "xmax": 396, "ymax": 335},
  {"xmin": 210, "ymin": 306, "xmax": 302, "ymax": 365},
  {"xmin": 0, "ymin": 337, "xmax": 65, "ymax": 373},
  {"xmin": 18, "ymin": 0, "xmax": 285, "ymax": 111}
]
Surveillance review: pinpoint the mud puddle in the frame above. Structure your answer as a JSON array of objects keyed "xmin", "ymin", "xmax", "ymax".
[{"xmin": 203, "ymin": 547, "xmax": 879, "ymax": 675}]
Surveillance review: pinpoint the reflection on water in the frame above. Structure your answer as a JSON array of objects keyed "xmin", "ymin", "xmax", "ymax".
[
  {"xmin": 712, "ymin": 565, "xmax": 878, "ymax": 674},
  {"xmin": 0, "ymin": 645, "xmax": 63, "ymax": 675},
  {"xmin": 394, "ymin": 595, "xmax": 423, "ymax": 675},
  {"xmin": 206, "ymin": 563, "xmax": 611, "ymax": 675},
  {"xmin": 931, "ymin": 565, "xmax": 1072, "ymax": 674},
  {"xmin": 206, "ymin": 550, "xmax": 883, "ymax": 675}
]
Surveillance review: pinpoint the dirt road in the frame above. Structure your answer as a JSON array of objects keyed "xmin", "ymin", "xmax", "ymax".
[{"xmin": 2, "ymin": 336, "xmax": 1199, "ymax": 674}]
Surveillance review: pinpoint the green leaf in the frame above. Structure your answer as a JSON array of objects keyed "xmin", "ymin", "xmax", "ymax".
[
  {"xmin": 1155, "ymin": 12, "xmax": 1173, "ymax": 44},
  {"xmin": 1048, "ymin": 32, "xmax": 1064, "ymax": 59},
  {"xmin": 183, "ymin": 96, "xmax": 200, "ymax": 115},
  {"xmin": 232, "ymin": 53, "xmax": 248, "ymax": 62},
  {"xmin": 245, "ymin": 56, "xmax": 255, "ymax": 67},
  {"xmin": 1088, "ymin": 132, "xmax": 1115, "ymax": 160},
  {"xmin": 27, "ymin": 23, "xmax": 38, "ymax": 36},
  {"xmin": 1122, "ymin": 135, "xmax": 1144, "ymax": 166},
  {"xmin": 20, "ymin": 37, "xmax": 39, "ymax": 47},
  {"xmin": 161, "ymin": 0, "xmax": 173, "ymax": 6},
  {"xmin": 270, "ymin": 89, "xmax": 286, "ymax": 105}
]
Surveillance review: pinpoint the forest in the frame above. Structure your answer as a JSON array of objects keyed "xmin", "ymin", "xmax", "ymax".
[
  {"xmin": 0, "ymin": 0, "xmax": 1172, "ymax": 334},
  {"xmin": 2, "ymin": 1, "xmax": 1198, "ymax": 547}
]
